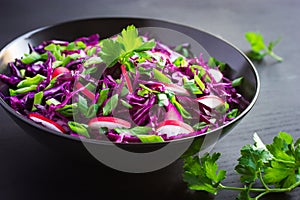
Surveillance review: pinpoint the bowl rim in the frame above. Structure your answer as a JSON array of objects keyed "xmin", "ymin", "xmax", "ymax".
[{"xmin": 0, "ymin": 17, "xmax": 260, "ymax": 146}]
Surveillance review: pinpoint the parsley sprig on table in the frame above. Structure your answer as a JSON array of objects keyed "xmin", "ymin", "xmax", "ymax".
[
  {"xmin": 183, "ymin": 132, "xmax": 300, "ymax": 200},
  {"xmin": 245, "ymin": 32, "xmax": 283, "ymax": 62}
]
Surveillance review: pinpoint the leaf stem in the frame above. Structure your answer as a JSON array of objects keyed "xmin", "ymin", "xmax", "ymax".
[
  {"xmin": 220, "ymin": 180, "xmax": 300, "ymax": 199},
  {"xmin": 268, "ymin": 51, "xmax": 283, "ymax": 62},
  {"xmin": 219, "ymin": 184, "xmax": 266, "ymax": 192},
  {"xmin": 259, "ymin": 169, "xmax": 270, "ymax": 190}
]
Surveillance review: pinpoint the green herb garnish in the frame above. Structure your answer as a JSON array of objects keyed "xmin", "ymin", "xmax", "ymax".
[
  {"xmin": 183, "ymin": 132, "xmax": 300, "ymax": 200},
  {"xmin": 245, "ymin": 32, "xmax": 283, "ymax": 62},
  {"xmin": 99, "ymin": 25, "xmax": 156, "ymax": 67}
]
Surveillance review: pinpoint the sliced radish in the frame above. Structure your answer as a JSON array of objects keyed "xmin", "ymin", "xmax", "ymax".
[
  {"xmin": 120, "ymin": 64, "xmax": 133, "ymax": 93},
  {"xmin": 88, "ymin": 117, "xmax": 131, "ymax": 129},
  {"xmin": 196, "ymin": 95, "xmax": 225, "ymax": 109},
  {"xmin": 208, "ymin": 68, "xmax": 223, "ymax": 83},
  {"xmin": 156, "ymin": 119, "xmax": 194, "ymax": 137},
  {"xmin": 75, "ymin": 82, "xmax": 96, "ymax": 100},
  {"xmin": 28, "ymin": 113, "xmax": 66, "ymax": 133},
  {"xmin": 52, "ymin": 67, "xmax": 70, "ymax": 79},
  {"xmin": 164, "ymin": 83, "xmax": 190, "ymax": 96}
]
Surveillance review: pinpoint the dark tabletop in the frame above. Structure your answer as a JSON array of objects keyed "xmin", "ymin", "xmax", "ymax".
[{"xmin": 0, "ymin": 0, "xmax": 300, "ymax": 199}]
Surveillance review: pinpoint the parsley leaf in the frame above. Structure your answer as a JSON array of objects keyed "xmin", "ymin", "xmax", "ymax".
[
  {"xmin": 99, "ymin": 25, "xmax": 156, "ymax": 67},
  {"xmin": 182, "ymin": 132, "xmax": 300, "ymax": 199},
  {"xmin": 235, "ymin": 144, "xmax": 272, "ymax": 184},
  {"xmin": 183, "ymin": 153, "xmax": 226, "ymax": 195},
  {"xmin": 99, "ymin": 39, "xmax": 123, "ymax": 67},
  {"xmin": 245, "ymin": 32, "xmax": 283, "ymax": 62},
  {"xmin": 264, "ymin": 132, "xmax": 299, "ymax": 188},
  {"xmin": 117, "ymin": 25, "xmax": 143, "ymax": 53}
]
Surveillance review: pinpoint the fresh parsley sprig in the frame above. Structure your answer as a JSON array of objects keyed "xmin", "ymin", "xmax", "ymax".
[
  {"xmin": 99, "ymin": 25, "xmax": 156, "ymax": 67},
  {"xmin": 183, "ymin": 132, "xmax": 300, "ymax": 200},
  {"xmin": 245, "ymin": 32, "xmax": 283, "ymax": 62}
]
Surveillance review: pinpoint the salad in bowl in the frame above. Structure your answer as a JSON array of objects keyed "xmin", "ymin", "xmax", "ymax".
[{"xmin": 0, "ymin": 25, "xmax": 248, "ymax": 143}]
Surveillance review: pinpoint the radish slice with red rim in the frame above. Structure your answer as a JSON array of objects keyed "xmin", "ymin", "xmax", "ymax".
[
  {"xmin": 28, "ymin": 113, "xmax": 66, "ymax": 133},
  {"xmin": 156, "ymin": 119, "xmax": 194, "ymax": 137},
  {"xmin": 196, "ymin": 95, "xmax": 225, "ymax": 109},
  {"xmin": 89, "ymin": 117, "xmax": 131, "ymax": 129}
]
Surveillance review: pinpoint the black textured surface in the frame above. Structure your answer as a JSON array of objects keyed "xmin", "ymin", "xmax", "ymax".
[{"xmin": 0, "ymin": 0, "xmax": 299, "ymax": 199}]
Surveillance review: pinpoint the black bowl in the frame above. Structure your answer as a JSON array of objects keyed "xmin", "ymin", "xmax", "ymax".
[{"xmin": 0, "ymin": 18, "xmax": 259, "ymax": 174}]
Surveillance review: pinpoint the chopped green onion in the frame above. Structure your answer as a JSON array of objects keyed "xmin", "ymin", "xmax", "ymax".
[
  {"xmin": 32, "ymin": 91, "xmax": 44, "ymax": 111},
  {"xmin": 115, "ymin": 126, "xmax": 152, "ymax": 135},
  {"xmin": 21, "ymin": 52, "xmax": 41, "ymax": 64},
  {"xmin": 78, "ymin": 94, "xmax": 88, "ymax": 114},
  {"xmin": 85, "ymin": 104, "xmax": 99, "ymax": 118},
  {"xmin": 97, "ymin": 88, "xmax": 109, "ymax": 106},
  {"xmin": 9, "ymin": 85, "xmax": 37, "ymax": 96},
  {"xmin": 17, "ymin": 74, "xmax": 46, "ymax": 88},
  {"xmin": 153, "ymin": 68, "xmax": 171, "ymax": 84},
  {"xmin": 183, "ymin": 77, "xmax": 202, "ymax": 95},
  {"xmin": 75, "ymin": 41, "xmax": 87, "ymax": 49},
  {"xmin": 227, "ymin": 108, "xmax": 239, "ymax": 118},
  {"xmin": 52, "ymin": 60, "xmax": 63, "ymax": 68},
  {"xmin": 68, "ymin": 121, "xmax": 90, "ymax": 138},
  {"xmin": 62, "ymin": 54, "xmax": 81, "ymax": 67},
  {"xmin": 194, "ymin": 74, "xmax": 205, "ymax": 91},
  {"xmin": 137, "ymin": 135, "xmax": 164, "ymax": 143},
  {"xmin": 173, "ymin": 57, "xmax": 187, "ymax": 67},
  {"xmin": 56, "ymin": 104, "xmax": 77, "ymax": 117},
  {"xmin": 46, "ymin": 98, "xmax": 61, "ymax": 106},
  {"xmin": 120, "ymin": 86, "xmax": 129, "ymax": 97},
  {"xmin": 44, "ymin": 76, "xmax": 58, "ymax": 90},
  {"xmin": 120, "ymin": 99, "xmax": 132, "ymax": 109},
  {"xmin": 137, "ymin": 88, "xmax": 149, "ymax": 97},
  {"xmin": 102, "ymin": 94, "xmax": 119, "ymax": 116},
  {"xmin": 193, "ymin": 122, "xmax": 208, "ymax": 130},
  {"xmin": 191, "ymin": 65, "xmax": 206, "ymax": 77},
  {"xmin": 169, "ymin": 95, "xmax": 192, "ymax": 119},
  {"xmin": 139, "ymin": 84, "xmax": 159, "ymax": 94},
  {"xmin": 232, "ymin": 77, "xmax": 244, "ymax": 87},
  {"xmin": 216, "ymin": 102, "xmax": 229, "ymax": 114},
  {"xmin": 208, "ymin": 57, "xmax": 226, "ymax": 71},
  {"xmin": 20, "ymin": 69, "xmax": 26, "ymax": 78}
]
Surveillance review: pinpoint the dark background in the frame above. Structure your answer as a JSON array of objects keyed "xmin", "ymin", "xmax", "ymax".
[{"xmin": 0, "ymin": 0, "xmax": 300, "ymax": 199}]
